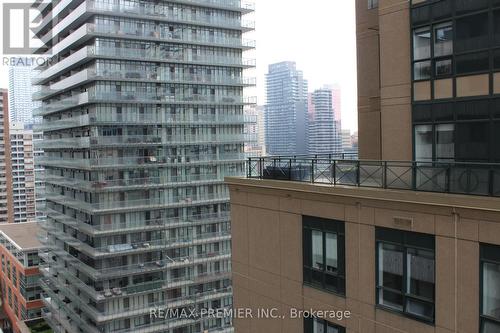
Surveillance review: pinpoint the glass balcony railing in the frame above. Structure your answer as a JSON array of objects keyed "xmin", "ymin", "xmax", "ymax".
[
  {"xmin": 45, "ymin": 208, "xmax": 230, "ymax": 235},
  {"xmin": 88, "ymin": 23, "xmax": 256, "ymax": 49},
  {"xmin": 43, "ymin": 271, "xmax": 232, "ymax": 324},
  {"xmin": 88, "ymin": 0, "xmax": 255, "ymax": 30},
  {"xmin": 45, "ymin": 192, "xmax": 230, "ymax": 213},
  {"xmin": 90, "ymin": 45, "xmax": 256, "ymax": 67},
  {"xmin": 47, "ymin": 247, "xmax": 231, "ymax": 283},
  {"xmin": 52, "ymin": 263, "xmax": 230, "ymax": 302},
  {"xmin": 37, "ymin": 133, "xmax": 256, "ymax": 149},
  {"xmin": 34, "ymin": 113, "xmax": 256, "ymax": 132},
  {"xmin": 33, "ymin": 45, "xmax": 255, "ymax": 85},
  {"xmin": 33, "ymin": 89, "xmax": 256, "ymax": 116},
  {"xmin": 45, "ymin": 173, "xmax": 237, "ymax": 191},
  {"xmin": 37, "ymin": 152, "xmax": 246, "ymax": 169},
  {"xmin": 53, "ymin": 230, "xmax": 231, "ymax": 258},
  {"xmin": 247, "ymin": 155, "xmax": 500, "ymax": 198}
]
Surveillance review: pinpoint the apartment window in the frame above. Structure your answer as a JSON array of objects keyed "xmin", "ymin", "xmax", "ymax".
[
  {"xmin": 456, "ymin": 122, "xmax": 490, "ymax": 161},
  {"xmin": 481, "ymin": 244, "xmax": 500, "ymax": 332},
  {"xmin": 304, "ymin": 317, "xmax": 345, "ymax": 333},
  {"xmin": 414, "ymin": 125, "xmax": 433, "ymax": 161},
  {"xmin": 455, "ymin": 13, "xmax": 489, "ymax": 52},
  {"xmin": 368, "ymin": 0, "xmax": 378, "ymax": 10},
  {"xmin": 435, "ymin": 124, "xmax": 454, "ymax": 161},
  {"xmin": 413, "ymin": 27, "xmax": 431, "ymax": 61},
  {"xmin": 303, "ymin": 216, "xmax": 345, "ymax": 295},
  {"xmin": 435, "ymin": 58, "xmax": 452, "ymax": 77},
  {"xmin": 414, "ymin": 61, "xmax": 431, "ymax": 80},
  {"xmin": 376, "ymin": 228, "xmax": 435, "ymax": 323},
  {"xmin": 433, "ymin": 23, "xmax": 452, "ymax": 57},
  {"xmin": 456, "ymin": 52, "xmax": 489, "ymax": 75}
]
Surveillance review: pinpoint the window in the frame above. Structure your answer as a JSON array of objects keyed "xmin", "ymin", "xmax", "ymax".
[
  {"xmin": 481, "ymin": 244, "xmax": 500, "ymax": 332},
  {"xmin": 456, "ymin": 52, "xmax": 489, "ymax": 75},
  {"xmin": 303, "ymin": 216, "xmax": 345, "ymax": 295},
  {"xmin": 435, "ymin": 59, "xmax": 452, "ymax": 77},
  {"xmin": 435, "ymin": 124, "xmax": 454, "ymax": 161},
  {"xmin": 456, "ymin": 13, "xmax": 489, "ymax": 52},
  {"xmin": 414, "ymin": 61, "xmax": 431, "ymax": 80},
  {"xmin": 433, "ymin": 23, "xmax": 452, "ymax": 57},
  {"xmin": 304, "ymin": 318, "xmax": 345, "ymax": 333},
  {"xmin": 368, "ymin": 0, "xmax": 378, "ymax": 9},
  {"xmin": 456, "ymin": 122, "xmax": 490, "ymax": 161},
  {"xmin": 376, "ymin": 228, "xmax": 435, "ymax": 323},
  {"xmin": 414, "ymin": 125, "xmax": 433, "ymax": 161},
  {"xmin": 413, "ymin": 27, "xmax": 431, "ymax": 61}
]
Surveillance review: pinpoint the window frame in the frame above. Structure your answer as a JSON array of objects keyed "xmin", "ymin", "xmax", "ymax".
[
  {"xmin": 480, "ymin": 243, "xmax": 500, "ymax": 332},
  {"xmin": 375, "ymin": 227, "xmax": 436, "ymax": 324},
  {"xmin": 304, "ymin": 317, "xmax": 346, "ymax": 333},
  {"xmin": 303, "ymin": 216, "xmax": 346, "ymax": 296}
]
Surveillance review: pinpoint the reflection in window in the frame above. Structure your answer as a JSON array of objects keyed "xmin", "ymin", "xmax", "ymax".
[
  {"xmin": 415, "ymin": 125, "xmax": 433, "ymax": 161},
  {"xmin": 434, "ymin": 23, "xmax": 453, "ymax": 57},
  {"xmin": 435, "ymin": 124, "xmax": 454, "ymax": 161},
  {"xmin": 303, "ymin": 216, "xmax": 345, "ymax": 295},
  {"xmin": 456, "ymin": 13, "xmax": 489, "ymax": 52},
  {"xmin": 413, "ymin": 27, "xmax": 431, "ymax": 61},
  {"xmin": 376, "ymin": 228, "xmax": 435, "ymax": 323},
  {"xmin": 481, "ymin": 244, "xmax": 500, "ymax": 333},
  {"xmin": 414, "ymin": 61, "xmax": 431, "ymax": 80},
  {"xmin": 435, "ymin": 59, "xmax": 452, "ymax": 77}
]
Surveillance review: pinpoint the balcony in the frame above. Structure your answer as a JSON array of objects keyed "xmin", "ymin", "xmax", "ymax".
[
  {"xmin": 53, "ymin": 230, "xmax": 231, "ymax": 258},
  {"xmin": 33, "ymin": 45, "xmax": 255, "ymax": 85},
  {"xmin": 37, "ymin": 152, "xmax": 246, "ymax": 169},
  {"xmin": 33, "ymin": 90, "xmax": 256, "ymax": 116},
  {"xmin": 45, "ymin": 191, "xmax": 230, "ymax": 213},
  {"xmin": 45, "ymin": 172, "xmax": 238, "ymax": 192},
  {"xmin": 37, "ymin": 133, "xmax": 256, "ymax": 149},
  {"xmin": 34, "ymin": 113, "xmax": 256, "ymax": 132},
  {"xmin": 247, "ymin": 155, "xmax": 500, "ymax": 197}
]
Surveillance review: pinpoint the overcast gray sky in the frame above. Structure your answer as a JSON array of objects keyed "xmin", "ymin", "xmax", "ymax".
[{"xmin": 0, "ymin": 0, "xmax": 358, "ymax": 131}]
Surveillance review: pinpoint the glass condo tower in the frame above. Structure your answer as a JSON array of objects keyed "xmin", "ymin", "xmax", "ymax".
[{"xmin": 33, "ymin": 0, "xmax": 255, "ymax": 332}]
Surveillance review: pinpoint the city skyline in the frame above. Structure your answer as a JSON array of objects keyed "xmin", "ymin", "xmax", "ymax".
[{"xmin": 0, "ymin": 0, "xmax": 358, "ymax": 131}]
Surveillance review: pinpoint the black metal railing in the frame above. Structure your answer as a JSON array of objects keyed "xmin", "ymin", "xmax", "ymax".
[{"xmin": 247, "ymin": 155, "xmax": 500, "ymax": 197}]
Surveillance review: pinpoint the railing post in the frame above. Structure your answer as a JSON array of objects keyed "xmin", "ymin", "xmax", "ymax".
[
  {"xmin": 412, "ymin": 161, "xmax": 417, "ymax": 191},
  {"xmin": 289, "ymin": 159, "xmax": 292, "ymax": 181},
  {"xmin": 489, "ymin": 167, "xmax": 494, "ymax": 196},
  {"xmin": 259, "ymin": 158, "xmax": 263, "ymax": 180},
  {"xmin": 333, "ymin": 160, "xmax": 336, "ymax": 185},
  {"xmin": 311, "ymin": 158, "xmax": 315, "ymax": 183},
  {"xmin": 383, "ymin": 161, "xmax": 388, "ymax": 189},
  {"xmin": 356, "ymin": 160, "xmax": 361, "ymax": 186},
  {"xmin": 446, "ymin": 164, "xmax": 451, "ymax": 193},
  {"xmin": 247, "ymin": 158, "xmax": 251, "ymax": 178}
]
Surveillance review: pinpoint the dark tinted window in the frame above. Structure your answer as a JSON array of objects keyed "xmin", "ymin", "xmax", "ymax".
[
  {"xmin": 456, "ymin": 100, "xmax": 490, "ymax": 120},
  {"xmin": 493, "ymin": 99, "xmax": 500, "ymax": 118},
  {"xmin": 413, "ymin": 104, "xmax": 432, "ymax": 122},
  {"xmin": 480, "ymin": 244, "xmax": 500, "ymax": 332},
  {"xmin": 456, "ymin": 122, "xmax": 490, "ymax": 161},
  {"xmin": 494, "ymin": 49, "xmax": 500, "ymax": 69},
  {"xmin": 456, "ymin": 0, "xmax": 489, "ymax": 15},
  {"xmin": 411, "ymin": 6, "xmax": 430, "ymax": 25},
  {"xmin": 493, "ymin": 122, "xmax": 500, "ymax": 161},
  {"xmin": 432, "ymin": 0, "xmax": 452, "ymax": 20},
  {"xmin": 456, "ymin": 13, "xmax": 489, "ymax": 52},
  {"xmin": 432, "ymin": 103, "xmax": 454, "ymax": 121},
  {"xmin": 495, "ymin": 11, "xmax": 500, "ymax": 46},
  {"xmin": 456, "ymin": 52, "xmax": 489, "ymax": 74}
]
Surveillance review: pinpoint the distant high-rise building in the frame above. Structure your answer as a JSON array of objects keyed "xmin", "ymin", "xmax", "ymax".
[
  {"xmin": 244, "ymin": 105, "xmax": 265, "ymax": 156},
  {"xmin": 8, "ymin": 58, "xmax": 37, "ymax": 124},
  {"xmin": 308, "ymin": 87, "xmax": 342, "ymax": 155},
  {"xmin": 0, "ymin": 90, "xmax": 14, "ymax": 223},
  {"xmin": 9, "ymin": 123, "xmax": 37, "ymax": 223},
  {"xmin": 265, "ymin": 61, "xmax": 308, "ymax": 155},
  {"xmin": 32, "ymin": 0, "xmax": 255, "ymax": 332}
]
